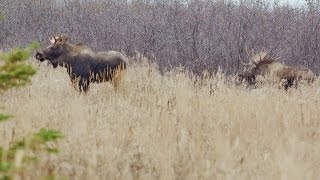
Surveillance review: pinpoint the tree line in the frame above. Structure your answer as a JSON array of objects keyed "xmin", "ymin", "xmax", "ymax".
[{"xmin": 0, "ymin": 0, "xmax": 319, "ymax": 75}]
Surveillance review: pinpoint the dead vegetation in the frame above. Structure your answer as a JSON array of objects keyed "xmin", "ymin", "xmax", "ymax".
[{"xmin": 1, "ymin": 57, "xmax": 320, "ymax": 179}]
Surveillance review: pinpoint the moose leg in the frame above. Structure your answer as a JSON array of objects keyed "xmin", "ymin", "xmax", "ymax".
[
  {"xmin": 247, "ymin": 76, "xmax": 256, "ymax": 87},
  {"xmin": 70, "ymin": 77, "xmax": 78, "ymax": 90},
  {"xmin": 283, "ymin": 77, "xmax": 295, "ymax": 91},
  {"xmin": 78, "ymin": 77, "xmax": 90, "ymax": 92}
]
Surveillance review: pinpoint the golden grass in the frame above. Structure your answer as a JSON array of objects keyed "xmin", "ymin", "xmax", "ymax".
[{"xmin": 1, "ymin": 58, "xmax": 320, "ymax": 180}]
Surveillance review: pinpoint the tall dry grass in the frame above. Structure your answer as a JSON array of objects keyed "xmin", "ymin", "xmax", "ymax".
[{"xmin": 1, "ymin": 57, "xmax": 320, "ymax": 180}]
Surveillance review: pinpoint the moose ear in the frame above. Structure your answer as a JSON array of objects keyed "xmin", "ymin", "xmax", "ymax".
[
  {"xmin": 57, "ymin": 35, "xmax": 69, "ymax": 44},
  {"xmin": 62, "ymin": 35, "xmax": 69, "ymax": 42}
]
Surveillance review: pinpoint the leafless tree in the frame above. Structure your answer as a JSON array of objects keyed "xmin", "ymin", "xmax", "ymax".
[{"xmin": 1, "ymin": 0, "xmax": 319, "ymax": 75}]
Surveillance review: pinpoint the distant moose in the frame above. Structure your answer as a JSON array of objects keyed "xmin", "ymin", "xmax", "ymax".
[
  {"xmin": 238, "ymin": 50, "xmax": 315, "ymax": 90},
  {"xmin": 36, "ymin": 35, "xmax": 127, "ymax": 92}
]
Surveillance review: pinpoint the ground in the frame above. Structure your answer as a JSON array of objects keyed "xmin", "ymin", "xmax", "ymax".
[{"xmin": 1, "ymin": 59, "xmax": 320, "ymax": 180}]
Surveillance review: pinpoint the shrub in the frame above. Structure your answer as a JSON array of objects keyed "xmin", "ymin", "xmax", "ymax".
[{"xmin": 0, "ymin": 43, "xmax": 63, "ymax": 180}]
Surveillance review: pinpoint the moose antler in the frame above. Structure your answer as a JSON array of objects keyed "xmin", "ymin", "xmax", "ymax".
[
  {"xmin": 49, "ymin": 34, "xmax": 69, "ymax": 44},
  {"xmin": 240, "ymin": 47, "xmax": 255, "ymax": 66},
  {"xmin": 250, "ymin": 49, "xmax": 280, "ymax": 68},
  {"xmin": 49, "ymin": 36, "xmax": 57, "ymax": 44},
  {"xmin": 245, "ymin": 47, "xmax": 254, "ymax": 58},
  {"xmin": 239, "ymin": 54, "xmax": 250, "ymax": 66},
  {"xmin": 56, "ymin": 34, "xmax": 68, "ymax": 43}
]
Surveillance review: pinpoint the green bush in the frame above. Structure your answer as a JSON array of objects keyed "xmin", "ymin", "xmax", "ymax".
[
  {"xmin": 0, "ymin": 43, "xmax": 64, "ymax": 180},
  {"xmin": 0, "ymin": 42, "xmax": 38, "ymax": 92}
]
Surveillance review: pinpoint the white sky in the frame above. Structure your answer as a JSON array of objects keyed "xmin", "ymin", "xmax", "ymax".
[{"xmin": 279, "ymin": 0, "xmax": 306, "ymax": 6}]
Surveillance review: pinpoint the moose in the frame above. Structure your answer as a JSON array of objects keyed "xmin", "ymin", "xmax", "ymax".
[
  {"xmin": 238, "ymin": 50, "xmax": 315, "ymax": 90},
  {"xmin": 35, "ymin": 35, "xmax": 127, "ymax": 92}
]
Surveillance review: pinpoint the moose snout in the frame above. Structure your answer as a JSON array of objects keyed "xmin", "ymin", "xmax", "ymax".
[{"xmin": 35, "ymin": 52, "xmax": 45, "ymax": 62}]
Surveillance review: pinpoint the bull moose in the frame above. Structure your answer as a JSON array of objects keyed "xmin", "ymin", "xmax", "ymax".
[
  {"xmin": 238, "ymin": 50, "xmax": 315, "ymax": 90},
  {"xmin": 35, "ymin": 35, "xmax": 127, "ymax": 92}
]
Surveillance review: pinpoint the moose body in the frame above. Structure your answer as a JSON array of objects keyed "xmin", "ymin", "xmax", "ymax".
[
  {"xmin": 239, "ymin": 51, "xmax": 315, "ymax": 90},
  {"xmin": 36, "ymin": 35, "xmax": 127, "ymax": 92}
]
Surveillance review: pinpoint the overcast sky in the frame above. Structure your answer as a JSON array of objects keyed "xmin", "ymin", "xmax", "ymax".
[{"xmin": 280, "ymin": 0, "xmax": 306, "ymax": 6}]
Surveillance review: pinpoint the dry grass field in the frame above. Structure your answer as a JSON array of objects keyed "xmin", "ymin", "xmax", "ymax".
[{"xmin": 1, "ymin": 57, "xmax": 320, "ymax": 180}]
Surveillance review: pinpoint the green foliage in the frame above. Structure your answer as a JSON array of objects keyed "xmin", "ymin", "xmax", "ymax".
[
  {"xmin": 34, "ymin": 128, "xmax": 64, "ymax": 142},
  {"xmin": 0, "ymin": 114, "xmax": 12, "ymax": 122},
  {"xmin": 0, "ymin": 42, "xmax": 40, "ymax": 92},
  {"xmin": 0, "ymin": 129, "xmax": 63, "ymax": 179},
  {"xmin": 0, "ymin": 43, "xmax": 39, "ymax": 122},
  {"xmin": 0, "ymin": 43, "xmax": 64, "ymax": 179},
  {"xmin": 0, "ymin": 13, "xmax": 4, "ymax": 23}
]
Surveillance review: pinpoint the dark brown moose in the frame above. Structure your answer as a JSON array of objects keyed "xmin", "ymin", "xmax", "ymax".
[
  {"xmin": 36, "ymin": 35, "xmax": 127, "ymax": 92},
  {"xmin": 238, "ymin": 50, "xmax": 315, "ymax": 90}
]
